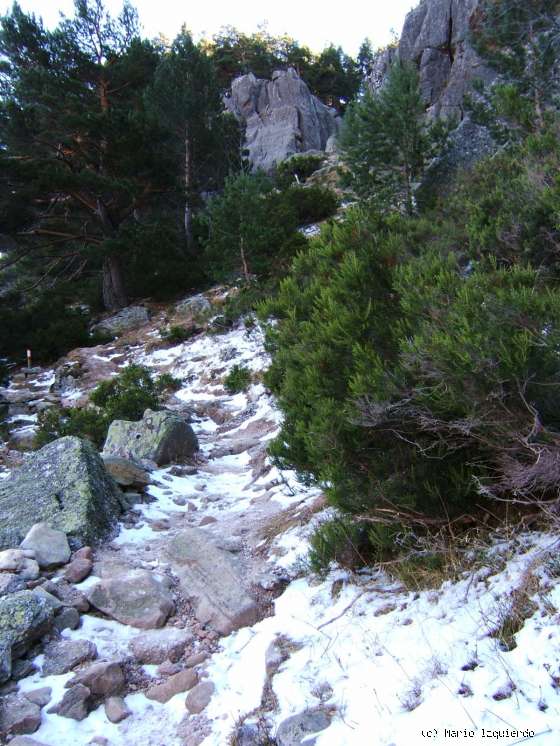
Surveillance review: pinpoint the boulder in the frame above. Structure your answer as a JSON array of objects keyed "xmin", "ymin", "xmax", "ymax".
[
  {"xmin": 0, "ymin": 693, "xmax": 41, "ymax": 737},
  {"xmin": 93, "ymin": 305, "xmax": 149, "ymax": 336},
  {"xmin": 175, "ymin": 294, "xmax": 212, "ymax": 322},
  {"xmin": 0, "ymin": 573, "xmax": 26, "ymax": 597},
  {"xmin": 102, "ymin": 456, "xmax": 152, "ymax": 489},
  {"xmin": 8, "ymin": 737, "xmax": 49, "ymax": 746},
  {"xmin": 53, "ymin": 606, "xmax": 81, "ymax": 633},
  {"xmin": 184, "ymin": 681, "xmax": 214, "ymax": 714},
  {"xmin": 48, "ymin": 683, "xmax": 92, "ymax": 721},
  {"xmin": 164, "ymin": 528, "xmax": 259, "ymax": 635},
  {"xmin": 20, "ymin": 523, "xmax": 71, "ymax": 569},
  {"xmin": 145, "ymin": 668, "xmax": 198, "ymax": 704},
  {"xmin": 63, "ymin": 557, "xmax": 93, "ymax": 583},
  {"xmin": 0, "ymin": 437, "xmax": 123, "ymax": 550},
  {"xmin": 225, "ymin": 68, "xmax": 340, "ymax": 172},
  {"xmin": 104, "ymin": 696, "xmax": 131, "ymax": 723},
  {"xmin": 0, "ymin": 549, "xmax": 39, "ymax": 581},
  {"xmin": 86, "ymin": 570, "xmax": 174, "ymax": 629},
  {"xmin": 67, "ymin": 661, "xmax": 125, "ymax": 697},
  {"xmin": 0, "ymin": 591, "xmax": 54, "ymax": 683},
  {"xmin": 41, "ymin": 638, "xmax": 97, "ymax": 676},
  {"xmin": 103, "ymin": 409, "xmax": 198, "ymax": 466},
  {"xmin": 23, "ymin": 687, "xmax": 52, "ymax": 708},
  {"xmin": 129, "ymin": 627, "xmax": 193, "ymax": 664},
  {"xmin": 275, "ymin": 710, "xmax": 331, "ymax": 746}
]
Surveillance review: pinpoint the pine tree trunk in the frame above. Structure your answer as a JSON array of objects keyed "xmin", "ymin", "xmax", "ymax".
[
  {"xmin": 102, "ymin": 254, "xmax": 128, "ymax": 312},
  {"xmin": 184, "ymin": 124, "xmax": 194, "ymax": 252}
]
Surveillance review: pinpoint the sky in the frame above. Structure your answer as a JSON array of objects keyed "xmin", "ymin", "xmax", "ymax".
[{"xmin": 5, "ymin": 0, "xmax": 416, "ymax": 56}]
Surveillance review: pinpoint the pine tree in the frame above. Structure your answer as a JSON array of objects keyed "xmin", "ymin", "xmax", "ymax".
[
  {"xmin": 339, "ymin": 61, "xmax": 448, "ymax": 214},
  {"xmin": 470, "ymin": 0, "xmax": 560, "ymax": 138},
  {"xmin": 0, "ymin": 0, "xmax": 167, "ymax": 310},
  {"xmin": 147, "ymin": 30, "xmax": 240, "ymax": 253}
]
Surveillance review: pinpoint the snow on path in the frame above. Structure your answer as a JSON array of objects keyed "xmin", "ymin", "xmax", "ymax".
[{"xmin": 11, "ymin": 321, "xmax": 560, "ymax": 746}]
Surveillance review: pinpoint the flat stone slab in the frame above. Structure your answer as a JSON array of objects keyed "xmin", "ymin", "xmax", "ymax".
[
  {"xmin": 164, "ymin": 528, "xmax": 259, "ymax": 635},
  {"xmin": 87, "ymin": 570, "xmax": 174, "ymax": 629}
]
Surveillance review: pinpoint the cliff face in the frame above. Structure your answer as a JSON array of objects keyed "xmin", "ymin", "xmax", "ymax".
[
  {"xmin": 225, "ymin": 68, "xmax": 340, "ymax": 172},
  {"xmin": 373, "ymin": 0, "xmax": 495, "ymax": 120}
]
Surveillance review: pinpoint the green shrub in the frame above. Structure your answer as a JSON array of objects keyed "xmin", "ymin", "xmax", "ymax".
[
  {"xmin": 285, "ymin": 185, "xmax": 339, "ymax": 224},
  {"xmin": 36, "ymin": 364, "xmax": 178, "ymax": 449},
  {"xmin": 308, "ymin": 517, "xmax": 372, "ymax": 574},
  {"xmin": 261, "ymin": 203, "xmax": 560, "ymax": 563},
  {"xmin": 224, "ymin": 364, "xmax": 252, "ymax": 394},
  {"xmin": 34, "ymin": 406, "xmax": 108, "ymax": 449},
  {"xmin": 275, "ymin": 153, "xmax": 325, "ymax": 189},
  {"xmin": 161, "ymin": 325, "xmax": 198, "ymax": 344}
]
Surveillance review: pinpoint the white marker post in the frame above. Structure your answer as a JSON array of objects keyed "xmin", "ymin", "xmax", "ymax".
[{"xmin": 26, "ymin": 349, "xmax": 32, "ymax": 369}]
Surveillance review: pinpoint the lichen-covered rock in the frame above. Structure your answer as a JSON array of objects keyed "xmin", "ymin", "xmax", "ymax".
[
  {"xmin": 275, "ymin": 709, "xmax": 331, "ymax": 746},
  {"xmin": 0, "ymin": 591, "xmax": 54, "ymax": 683},
  {"xmin": 225, "ymin": 68, "xmax": 340, "ymax": 172},
  {"xmin": 0, "ymin": 437, "xmax": 123, "ymax": 550},
  {"xmin": 93, "ymin": 305, "xmax": 149, "ymax": 336},
  {"xmin": 175, "ymin": 294, "xmax": 212, "ymax": 322},
  {"xmin": 20, "ymin": 523, "xmax": 71, "ymax": 569},
  {"xmin": 103, "ymin": 409, "xmax": 198, "ymax": 466}
]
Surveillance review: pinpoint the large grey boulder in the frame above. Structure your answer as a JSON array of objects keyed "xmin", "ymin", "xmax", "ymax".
[
  {"xmin": 0, "ymin": 591, "xmax": 54, "ymax": 683},
  {"xmin": 0, "ymin": 693, "xmax": 41, "ymax": 738},
  {"xmin": 276, "ymin": 710, "xmax": 332, "ymax": 746},
  {"xmin": 93, "ymin": 305, "xmax": 149, "ymax": 336},
  {"xmin": 164, "ymin": 528, "xmax": 259, "ymax": 635},
  {"xmin": 0, "ymin": 437, "xmax": 123, "ymax": 550},
  {"xmin": 103, "ymin": 409, "xmax": 198, "ymax": 466},
  {"xmin": 225, "ymin": 68, "xmax": 340, "ymax": 172},
  {"xmin": 86, "ymin": 569, "xmax": 174, "ymax": 629}
]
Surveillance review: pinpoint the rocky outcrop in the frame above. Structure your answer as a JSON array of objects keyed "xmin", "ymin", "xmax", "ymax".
[
  {"xmin": 225, "ymin": 68, "xmax": 340, "ymax": 172},
  {"xmin": 0, "ymin": 437, "xmax": 123, "ymax": 550},
  {"xmin": 103, "ymin": 409, "xmax": 198, "ymax": 466},
  {"xmin": 372, "ymin": 0, "xmax": 495, "ymax": 120},
  {"xmin": 93, "ymin": 305, "xmax": 150, "ymax": 337}
]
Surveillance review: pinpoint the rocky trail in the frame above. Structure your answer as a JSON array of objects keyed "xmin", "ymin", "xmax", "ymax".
[{"xmin": 2, "ymin": 298, "xmax": 560, "ymax": 746}]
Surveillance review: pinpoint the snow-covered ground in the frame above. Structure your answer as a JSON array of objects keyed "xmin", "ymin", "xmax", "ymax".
[{"xmin": 6, "ymin": 318, "xmax": 560, "ymax": 745}]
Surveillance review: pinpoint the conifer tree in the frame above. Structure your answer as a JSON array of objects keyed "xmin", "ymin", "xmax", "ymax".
[
  {"xmin": 0, "ymin": 0, "xmax": 167, "ymax": 310},
  {"xmin": 339, "ymin": 61, "xmax": 448, "ymax": 214}
]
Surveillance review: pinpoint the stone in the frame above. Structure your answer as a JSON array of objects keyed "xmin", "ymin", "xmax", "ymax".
[
  {"xmin": 145, "ymin": 668, "xmax": 198, "ymax": 704},
  {"xmin": 129, "ymin": 627, "xmax": 193, "ymax": 664},
  {"xmin": 74, "ymin": 546, "xmax": 93, "ymax": 561},
  {"xmin": 87, "ymin": 570, "xmax": 174, "ymax": 629},
  {"xmin": 0, "ymin": 437, "xmax": 124, "ymax": 551},
  {"xmin": 24, "ymin": 687, "xmax": 52, "ymax": 707},
  {"xmin": 103, "ymin": 409, "xmax": 198, "ymax": 467},
  {"xmin": 31, "ymin": 587, "xmax": 64, "ymax": 613},
  {"xmin": 175, "ymin": 294, "xmax": 212, "ymax": 321},
  {"xmin": 42, "ymin": 579, "xmax": 90, "ymax": 612},
  {"xmin": 185, "ymin": 651, "xmax": 208, "ymax": 668},
  {"xmin": 199, "ymin": 516, "xmax": 217, "ymax": 526},
  {"xmin": 164, "ymin": 528, "xmax": 259, "ymax": 635},
  {"xmin": 104, "ymin": 696, "xmax": 131, "ymax": 723},
  {"xmin": 185, "ymin": 681, "xmax": 214, "ymax": 714},
  {"xmin": 275, "ymin": 710, "xmax": 331, "ymax": 746},
  {"xmin": 0, "ymin": 591, "xmax": 54, "ymax": 683},
  {"xmin": 225, "ymin": 69, "xmax": 340, "ymax": 172},
  {"xmin": 0, "ymin": 550, "xmax": 39, "ymax": 581},
  {"xmin": 53, "ymin": 606, "xmax": 81, "ymax": 632},
  {"xmin": 157, "ymin": 661, "xmax": 182, "ymax": 676},
  {"xmin": 231, "ymin": 723, "xmax": 261, "ymax": 745},
  {"xmin": 11, "ymin": 659, "xmax": 37, "ymax": 681},
  {"xmin": 41, "ymin": 638, "xmax": 97, "ymax": 676},
  {"xmin": 67, "ymin": 661, "xmax": 125, "ymax": 697},
  {"xmin": 102, "ymin": 456, "xmax": 152, "ymax": 489},
  {"xmin": 63, "ymin": 558, "xmax": 93, "ymax": 584},
  {"xmin": 0, "ymin": 693, "xmax": 41, "ymax": 737},
  {"xmin": 49, "ymin": 683, "xmax": 92, "ymax": 720},
  {"xmin": 93, "ymin": 306, "xmax": 150, "ymax": 336},
  {"xmin": 0, "ymin": 572, "xmax": 26, "ymax": 597},
  {"xmin": 20, "ymin": 523, "xmax": 71, "ymax": 569}
]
